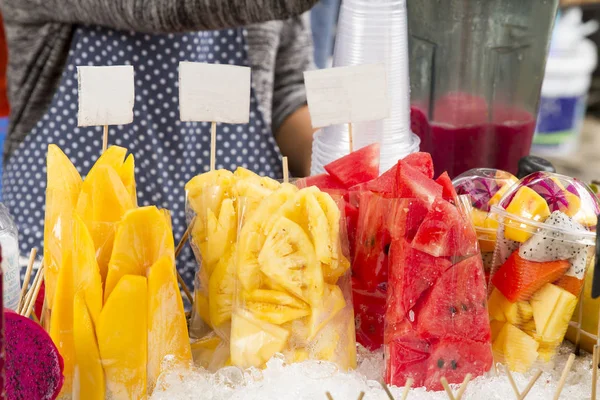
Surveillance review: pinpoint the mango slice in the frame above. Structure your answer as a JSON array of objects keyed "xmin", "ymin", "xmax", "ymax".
[
  {"xmin": 119, "ymin": 154, "xmax": 137, "ymax": 207},
  {"xmin": 73, "ymin": 291, "xmax": 105, "ymax": 400},
  {"xmin": 97, "ymin": 275, "xmax": 147, "ymax": 399},
  {"xmin": 504, "ymin": 186, "xmax": 551, "ymax": 243},
  {"xmin": 104, "ymin": 206, "xmax": 175, "ymax": 302},
  {"xmin": 147, "ymin": 256, "xmax": 192, "ymax": 394}
]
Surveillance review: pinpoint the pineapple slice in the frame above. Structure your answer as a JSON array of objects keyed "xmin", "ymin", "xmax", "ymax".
[
  {"xmin": 531, "ymin": 283, "xmax": 578, "ymax": 345},
  {"xmin": 147, "ymin": 256, "xmax": 192, "ymax": 394},
  {"xmin": 235, "ymin": 179, "xmax": 275, "ymax": 220},
  {"xmin": 308, "ymin": 284, "xmax": 346, "ymax": 340},
  {"xmin": 237, "ymin": 185, "xmax": 298, "ymax": 292},
  {"xmin": 208, "ymin": 246, "xmax": 237, "ymax": 329},
  {"xmin": 44, "ymin": 145, "xmax": 82, "ymax": 310},
  {"xmin": 230, "ymin": 309, "xmax": 290, "ymax": 368},
  {"xmin": 258, "ymin": 216, "xmax": 324, "ymax": 307},
  {"xmin": 186, "ymin": 169, "xmax": 235, "ymax": 222},
  {"xmin": 233, "ymin": 167, "xmax": 281, "ymax": 191},
  {"xmin": 73, "ymin": 290, "xmax": 104, "ymax": 400},
  {"xmin": 104, "ymin": 206, "xmax": 175, "ymax": 302},
  {"xmin": 195, "ymin": 291, "xmax": 212, "ymax": 328},
  {"xmin": 493, "ymin": 323, "xmax": 539, "ymax": 373},
  {"xmin": 97, "ymin": 275, "xmax": 147, "ymax": 399},
  {"xmin": 314, "ymin": 191, "xmax": 349, "ymax": 283},
  {"xmin": 245, "ymin": 289, "xmax": 310, "ymax": 325},
  {"xmin": 192, "ymin": 198, "xmax": 237, "ymax": 271}
]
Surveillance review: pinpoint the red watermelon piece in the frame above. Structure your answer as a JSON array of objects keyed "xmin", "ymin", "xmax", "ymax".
[
  {"xmin": 417, "ymin": 255, "xmax": 491, "ymax": 343},
  {"xmin": 352, "ymin": 279, "xmax": 387, "ymax": 351},
  {"xmin": 411, "ymin": 198, "xmax": 478, "ymax": 258},
  {"xmin": 436, "ymin": 172, "xmax": 458, "ymax": 203},
  {"xmin": 395, "ymin": 161, "xmax": 443, "ymax": 204},
  {"xmin": 324, "ymin": 143, "xmax": 380, "ymax": 188},
  {"xmin": 296, "ymin": 173, "xmax": 346, "ymax": 191},
  {"xmin": 424, "ymin": 338, "xmax": 493, "ymax": 391},
  {"xmin": 388, "ymin": 198, "xmax": 429, "ymax": 241},
  {"xmin": 385, "ymin": 333, "xmax": 431, "ymax": 388},
  {"xmin": 403, "ymin": 152, "xmax": 434, "ymax": 179},
  {"xmin": 366, "ymin": 164, "xmax": 398, "ymax": 195},
  {"xmin": 388, "ymin": 239, "xmax": 452, "ymax": 323},
  {"xmin": 353, "ymin": 192, "xmax": 392, "ymax": 291},
  {"xmin": 345, "ymin": 202, "xmax": 359, "ymax": 261}
]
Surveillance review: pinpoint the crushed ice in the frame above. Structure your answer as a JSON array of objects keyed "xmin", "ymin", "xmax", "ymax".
[{"xmin": 150, "ymin": 344, "xmax": 597, "ymax": 399}]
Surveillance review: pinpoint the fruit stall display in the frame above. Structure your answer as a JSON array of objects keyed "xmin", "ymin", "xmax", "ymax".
[
  {"xmin": 486, "ymin": 172, "xmax": 599, "ymax": 372},
  {"xmin": 452, "ymin": 168, "xmax": 518, "ymax": 277},
  {"xmin": 186, "ymin": 169, "xmax": 356, "ymax": 371},
  {"xmin": 39, "ymin": 145, "xmax": 191, "ymax": 399}
]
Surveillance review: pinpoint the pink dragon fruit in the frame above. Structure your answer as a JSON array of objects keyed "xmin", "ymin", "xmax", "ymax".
[{"xmin": 5, "ymin": 310, "xmax": 64, "ymax": 399}]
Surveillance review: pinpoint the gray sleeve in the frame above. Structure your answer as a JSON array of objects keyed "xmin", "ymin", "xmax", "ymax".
[
  {"xmin": 271, "ymin": 13, "xmax": 314, "ymax": 133},
  {"xmin": 0, "ymin": 0, "xmax": 319, "ymax": 33}
]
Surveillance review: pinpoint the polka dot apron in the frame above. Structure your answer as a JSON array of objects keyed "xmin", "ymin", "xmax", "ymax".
[{"xmin": 2, "ymin": 25, "xmax": 283, "ymax": 288}]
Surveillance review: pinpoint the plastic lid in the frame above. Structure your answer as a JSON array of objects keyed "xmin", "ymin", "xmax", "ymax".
[
  {"xmin": 453, "ymin": 168, "xmax": 518, "ymax": 217},
  {"xmin": 493, "ymin": 171, "xmax": 600, "ymax": 242},
  {"xmin": 517, "ymin": 155, "xmax": 556, "ymax": 179}
]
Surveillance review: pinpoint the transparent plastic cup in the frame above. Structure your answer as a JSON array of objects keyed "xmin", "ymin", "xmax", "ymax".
[
  {"xmin": 487, "ymin": 171, "xmax": 599, "ymax": 372},
  {"xmin": 452, "ymin": 169, "xmax": 518, "ymax": 276}
]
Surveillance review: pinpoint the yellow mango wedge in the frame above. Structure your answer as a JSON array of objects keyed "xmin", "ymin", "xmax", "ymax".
[
  {"xmin": 97, "ymin": 275, "xmax": 148, "ymax": 399},
  {"xmin": 104, "ymin": 206, "xmax": 175, "ymax": 302},
  {"xmin": 147, "ymin": 256, "xmax": 192, "ymax": 394},
  {"xmin": 50, "ymin": 251, "xmax": 75, "ymax": 395},
  {"xmin": 119, "ymin": 154, "xmax": 137, "ymax": 207},
  {"xmin": 44, "ymin": 145, "xmax": 82, "ymax": 310},
  {"xmin": 73, "ymin": 291, "xmax": 105, "ymax": 400}
]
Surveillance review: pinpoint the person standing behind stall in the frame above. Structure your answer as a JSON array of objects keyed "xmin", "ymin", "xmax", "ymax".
[
  {"xmin": 311, "ymin": 0, "xmax": 340, "ymax": 68},
  {"xmin": 0, "ymin": 0, "xmax": 318, "ymax": 288}
]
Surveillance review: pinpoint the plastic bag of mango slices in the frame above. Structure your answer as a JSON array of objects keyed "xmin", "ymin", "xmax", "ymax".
[
  {"xmin": 231, "ymin": 181, "xmax": 357, "ymax": 371},
  {"xmin": 43, "ymin": 145, "xmax": 191, "ymax": 399}
]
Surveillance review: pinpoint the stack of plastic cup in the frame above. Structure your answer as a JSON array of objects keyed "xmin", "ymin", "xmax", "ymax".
[{"xmin": 310, "ymin": 0, "xmax": 420, "ymax": 176}]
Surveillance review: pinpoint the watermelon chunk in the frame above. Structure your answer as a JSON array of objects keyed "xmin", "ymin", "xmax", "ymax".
[
  {"xmin": 388, "ymin": 239, "xmax": 452, "ymax": 323},
  {"xmin": 352, "ymin": 279, "xmax": 386, "ymax": 351},
  {"xmin": 324, "ymin": 143, "xmax": 380, "ymax": 188},
  {"xmin": 411, "ymin": 198, "xmax": 478, "ymax": 258},
  {"xmin": 417, "ymin": 255, "xmax": 491, "ymax": 343},
  {"xmin": 436, "ymin": 172, "xmax": 458, "ymax": 203},
  {"xmin": 366, "ymin": 164, "xmax": 397, "ymax": 195},
  {"xmin": 345, "ymin": 202, "xmax": 359, "ymax": 261},
  {"xmin": 388, "ymin": 198, "xmax": 429, "ymax": 241},
  {"xmin": 296, "ymin": 173, "xmax": 346, "ymax": 191},
  {"xmin": 385, "ymin": 333, "xmax": 431, "ymax": 388},
  {"xmin": 424, "ymin": 338, "xmax": 493, "ymax": 391},
  {"xmin": 395, "ymin": 160, "xmax": 443, "ymax": 204},
  {"xmin": 491, "ymin": 252, "xmax": 570, "ymax": 302},
  {"xmin": 403, "ymin": 152, "xmax": 434, "ymax": 179}
]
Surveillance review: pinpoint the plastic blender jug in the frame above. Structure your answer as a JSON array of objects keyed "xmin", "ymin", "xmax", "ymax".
[{"xmin": 407, "ymin": 0, "xmax": 559, "ymax": 178}]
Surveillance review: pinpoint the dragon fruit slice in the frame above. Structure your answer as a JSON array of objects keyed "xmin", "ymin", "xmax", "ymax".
[
  {"xmin": 5, "ymin": 310, "xmax": 64, "ymax": 399},
  {"xmin": 455, "ymin": 176, "xmax": 501, "ymax": 212},
  {"xmin": 528, "ymin": 177, "xmax": 569, "ymax": 213},
  {"xmin": 493, "ymin": 225, "xmax": 519, "ymax": 268},
  {"xmin": 519, "ymin": 211, "xmax": 591, "ymax": 278}
]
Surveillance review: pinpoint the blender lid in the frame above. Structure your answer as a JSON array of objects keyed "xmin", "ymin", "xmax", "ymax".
[{"xmin": 517, "ymin": 155, "xmax": 556, "ymax": 179}]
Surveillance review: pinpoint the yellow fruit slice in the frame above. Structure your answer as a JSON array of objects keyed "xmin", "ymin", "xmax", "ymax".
[
  {"xmin": 72, "ymin": 215, "xmax": 103, "ymax": 325},
  {"xmin": 73, "ymin": 290, "xmax": 104, "ymax": 400},
  {"xmin": 44, "ymin": 145, "xmax": 82, "ymax": 310},
  {"xmin": 195, "ymin": 291, "xmax": 212, "ymax": 327},
  {"xmin": 493, "ymin": 323, "xmax": 539, "ymax": 373},
  {"xmin": 193, "ymin": 198, "xmax": 237, "ymax": 270},
  {"xmin": 119, "ymin": 154, "xmax": 137, "ymax": 207},
  {"xmin": 97, "ymin": 275, "xmax": 147, "ymax": 399},
  {"xmin": 208, "ymin": 246, "xmax": 237, "ymax": 328},
  {"xmin": 50, "ymin": 251, "xmax": 75, "ymax": 395},
  {"xmin": 504, "ymin": 186, "xmax": 551, "ymax": 242},
  {"xmin": 235, "ymin": 180, "xmax": 275, "ymax": 220},
  {"xmin": 237, "ymin": 185, "xmax": 298, "ymax": 292},
  {"xmin": 186, "ymin": 169, "xmax": 235, "ymax": 219},
  {"xmin": 147, "ymin": 256, "xmax": 192, "ymax": 394},
  {"xmin": 230, "ymin": 310, "xmax": 290, "ymax": 368},
  {"xmin": 314, "ymin": 191, "xmax": 349, "ymax": 283},
  {"xmin": 308, "ymin": 284, "xmax": 346, "ymax": 340},
  {"xmin": 259, "ymin": 216, "xmax": 324, "ymax": 307},
  {"xmin": 104, "ymin": 206, "xmax": 175, "ymax": 302},
  {"xmin": 245, "ymin": 289, "xmax": 310, "ymax": 325}
]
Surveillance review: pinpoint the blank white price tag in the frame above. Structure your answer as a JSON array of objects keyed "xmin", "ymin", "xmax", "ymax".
[
  {"xmin": 304, "ymin": 64, "xmax": 390, "ymax": 128},
  {"xmin": 77, "ymin": 65, "xmax": 135, "ymax": 127},
  {"xmin": 179, "ymin": 62, "xmax": 251, "ymax": 123}
]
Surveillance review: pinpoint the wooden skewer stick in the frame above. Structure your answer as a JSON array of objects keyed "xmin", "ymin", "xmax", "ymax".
[
  {"xmin": 504, "ymin": 364, "xmax": 521, "ymax": 399},
  {"xmin": 18, "ymin": 248, "xmax": 37, "ymax": 312},
  {"xmin": 102, "ymin": 125, "xmax": 109, "ymax": 153},
  {"xmin": 24, "ymin": 269, "xmax": 44, "ymax": 319},
  {"xmin": 174, "ymin": 216, "xmax": 197, "ymax": 305},
  {"xmin": 20, "ymin": 265, "xmax": 43, "ymax": 316},
  {"xmin": 593, "ymin": 345, "xmax": 599, "ymax": 400},
  {"xmin": 348, "ymin": 123, "xmax": 354, "ymax": 154},
  {"xmin": 325, "ymin": 392, "xmax": 334, "ymax": 400},
  {"xmin": 210, "ymin": 121, "xmax": 217, "ymax": 171},
  {"xmin": 356, "ymin": 392, "xmax": 365, "ymax": 400},
  {"xmin": 282, "ymin": 157, "xmax": 289, "ymax": 184},
  {"xmin": 440, "ymin": 377, "xmax": 456, "ymax": 400},
  {"xmin": 519, "ymin": 370, "xmax": 543, "ymax": 400},
  {"xmin": 553, "ymin": 353, "xmax": 575, "ymax": 400},
  {"xmin": 380, "ymin": 381, "xmax": 395, "ymax": 400},
  {"xmin": 455, "ymin": 374, "xmax": 472, "ymax": 400},
  {"xmin": 401, "ymin": 378, "xmax": 413, "ymax": 400}
]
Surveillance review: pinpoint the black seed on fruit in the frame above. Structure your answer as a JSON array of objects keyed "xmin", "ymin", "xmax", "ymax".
[
  {"xmin": 384, "ymin": 243, "xmax": 391, "ymax": 255},
  {"xmin": 437, "ymin": 359, "xmax": 445, "ymax": 368},
  {"xmin": 451, "ymin": 360, "xmax": 458, "ymax": 370},
  {"xmin": 461, "ymin": 303, "xmax": 468, "ymax": 311},
  {"xmin": 450, "ymin": 306, "xmax": 458, "ymax": 315}
]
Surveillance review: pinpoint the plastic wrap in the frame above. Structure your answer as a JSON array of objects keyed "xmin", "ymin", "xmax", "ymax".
[{"xmin": 487, "ymin": 171, "xmax": 599, "ymax": 372}]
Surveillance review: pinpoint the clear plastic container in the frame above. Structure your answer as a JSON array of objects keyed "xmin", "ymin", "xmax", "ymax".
[
  {"xmin": 487, "ymin": 171, "xmax": 599, "ymax": 372},
  {"xmin": 453, "ymin": 169, "xmax": 518, "ymax": 275},
  {"xmin": 408, "ymin": 0, "xmax": 559, "ymax": 177},
  {"xmin": 0, "ymin": 203, "xmax": 20, "ymax": 311}
]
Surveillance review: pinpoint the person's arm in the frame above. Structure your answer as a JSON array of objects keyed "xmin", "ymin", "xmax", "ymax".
[
  {"xmin": 272, "ymin": 15, "xmax": 315, "ymax": 178},
  {"xmin": 1, "ymin": 0, "xmax": 319, "ymax": 33}
]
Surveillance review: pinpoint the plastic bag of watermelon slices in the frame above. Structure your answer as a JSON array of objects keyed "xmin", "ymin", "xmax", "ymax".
[
  {"xmin": 230, "ymin": 183, "xmax": 357, "ymax": 371},
  {"xmin": 487, "ymin": 171, "xmax": 599, "ymax": 373}
]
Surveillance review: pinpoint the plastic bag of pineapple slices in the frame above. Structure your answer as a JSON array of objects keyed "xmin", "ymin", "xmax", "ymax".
[
  {"xmin": 43, "ymin": 145, "xmax": 191, "ymax": 399},
  {"xmin": 185, "ymin": 168, "xmax": 356, "ymax": 371}
]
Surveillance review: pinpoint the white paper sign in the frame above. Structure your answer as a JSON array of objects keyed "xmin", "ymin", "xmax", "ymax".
[
  {"xmin": 304, "ymin": 64, "xmax": 390, "ymax": 128},
  {"xmin": 179, "ymin": 62, "xmax": 251, "ymax": 123},
  {"xmin": 77, "ymin": 65, "xmax": 135, "ymax": 127}
]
